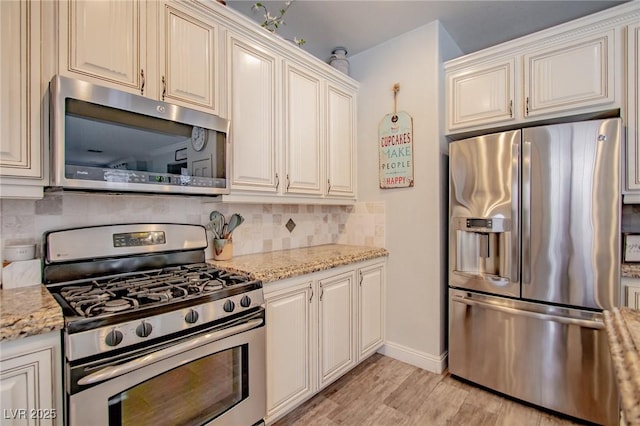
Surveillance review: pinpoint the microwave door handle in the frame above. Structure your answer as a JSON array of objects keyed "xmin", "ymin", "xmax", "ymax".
[{"xmin": 77, "ymin": 318, "xmax": 263, "ymax": 386}]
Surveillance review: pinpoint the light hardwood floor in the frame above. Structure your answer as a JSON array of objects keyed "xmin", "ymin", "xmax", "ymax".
[{"xmin": 273, "ymin": 354, "xmax": 588, "ymax": 426}]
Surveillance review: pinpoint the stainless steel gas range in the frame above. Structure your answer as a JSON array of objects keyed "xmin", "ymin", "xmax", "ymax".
[{"xmin": 43, "ymin": 223, "xmax": 266, "ymax": 426}]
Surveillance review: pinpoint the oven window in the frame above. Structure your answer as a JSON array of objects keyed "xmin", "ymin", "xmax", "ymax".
[{"xmin": 108, "ymin": 344, "xmax": 248, "ymax": 426}]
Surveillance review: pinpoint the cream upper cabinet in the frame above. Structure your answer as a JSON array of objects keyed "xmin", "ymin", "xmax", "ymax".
[
  {"xmin": 284, "ymin": 62, "xmax": 323, "ymax": 195},
  {"xmin": 626, "ymin": 22, "xmax": 640, "ymax": 193},
  {"xmin": 59, "ymin": 0, "xmax": 219, "ymax": 114},
  {"xmin": 326, "ymin": 82, "xmax": 356, "ymax": 198},
  {"xmin": 0, "ymin": 0, "xmax": 44, "ymax": 193},
  {"xmin": 227, "ymin": 32, "xmax": 279, "ymax": 192},
  {"xmin": 444, "ymin": 5, "xmax": 639, "ymax": 135},
  {"xmin": 60, "ymin": 0, "xmax": 145, "ymax": 92},
  {"xmin": 523, "ymin": 30, "xmax": 615, "ymax": 118},
  {"xmin": 317, "ymin": 270, "xmax": 356, "ymax": 389},
  {"xmin": 446, "ymin": 58, "xmax": 516, "ymax": 131},
  {"xmin": 156, "ymin": 2, "xmax": 218, "ymax": 112}
]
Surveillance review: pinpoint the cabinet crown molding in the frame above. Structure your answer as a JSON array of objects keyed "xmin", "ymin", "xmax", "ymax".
[{"xmin": 445, "ymin": 1, "xmax": 640, "ymax": 70}]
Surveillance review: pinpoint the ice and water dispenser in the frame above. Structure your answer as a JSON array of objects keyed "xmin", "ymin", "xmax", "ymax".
[{"xmin": 450, "ymin": 216, "xmax": 518, "ymax": 295}]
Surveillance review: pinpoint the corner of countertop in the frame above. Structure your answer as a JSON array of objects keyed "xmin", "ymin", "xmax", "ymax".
[{"xmin": 0, "ymin": 284, "xmax": 64, "ymax": 343}]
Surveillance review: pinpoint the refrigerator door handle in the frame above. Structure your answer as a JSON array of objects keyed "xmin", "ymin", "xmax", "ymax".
[
  {"xmin": 521, "ymin": 139, "xmax": 531, "ymax": 286},
  {"xmin": 451, "ymin": 294, "xmax": 604, "ymax": 330},
  {"xmin": 510, "ymin": 138, "xmax": 520, "ymax": 285}
]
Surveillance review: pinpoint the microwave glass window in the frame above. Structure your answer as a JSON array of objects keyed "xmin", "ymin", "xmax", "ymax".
[
  {"xmin": 64, "ymin": 99, "xmax": 226, "ymax": 182},
  {"xmin": 108, "ymin": 345, "xmax": 248, "ymax": 426}
]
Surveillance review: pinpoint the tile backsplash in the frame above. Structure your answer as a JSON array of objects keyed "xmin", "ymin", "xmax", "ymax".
[{"xmin": 0, "ymin": 192, "xmax": 385, "ymax": 261}]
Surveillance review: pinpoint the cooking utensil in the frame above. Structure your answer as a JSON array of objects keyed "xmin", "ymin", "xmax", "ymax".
[
  {"xmin": 208, "ymin": 211, "xmax": 225, "ymax": 239},
  {"xmin": 225, "ymin": 213, "xmax": 245, "ymax": 238}
]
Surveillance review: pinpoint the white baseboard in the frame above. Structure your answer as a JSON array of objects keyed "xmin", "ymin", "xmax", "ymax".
[{"xmin": 378, "ymin": 341, "xmax": 448, "ymax": 374}]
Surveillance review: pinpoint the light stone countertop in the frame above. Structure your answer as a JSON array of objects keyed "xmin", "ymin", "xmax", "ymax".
[
  {"xmin": 207, "ymin": 244, "xmax": 389, "ymax": 283},
  {"xmin": 603, "ymin": 308, "xmax": 640, "ymax": 426},
  {"xmin": 0, "ymin": 284, "xmax": 63, "ymax": 342},
  {"xmin": 0, "ymin": 245, "xmax": 386, "ymax": 342}
]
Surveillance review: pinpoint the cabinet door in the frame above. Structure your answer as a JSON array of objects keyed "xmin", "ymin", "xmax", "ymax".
[
  {"xmin": 0, "ymin": 340, "xmax": 57, "ymax": 426},
  {"xmin": 227, "ymin": 34, "xmax": 279, "ymax": 192},
  {"xmin": 358, "ymin": 263, "xmax": 385, "ymax": 360},
  {"xmin": 61, "ymin": 0, "xmax": 145, "ymax": 93},
  {"xmin": 284, "ymin": 62, "xmax": 322, "ymax": 195},
  {"xmin": 318, "ymin": 271, "xmax": 355, "ymax": 389},
  {"xmin": 0, "ymin": 0, "xmax": 42, "ymax": 179},
  {"xmin": 157, "ymin": 2, "xmax": 218, "ymax": 114},
  {"xmin": 446, "ymin": 58, "xmax": 515, "ymax": 131},
  {"xmin": 265, "ymin": 282, "xmax": 315, "ymax": 420},
  {"xmin": 524, "ymin": 30, "xmax": 615, "ymax": 118},
  {"xmin": 326, "ymin": 83, "xmax": 356, "ymax": 197},
  {"xmin": 626, "ymin": 23, "xmax": 640, "ymax": 191},
  {"xmin": 627, "ymin": 285, "xmax": 640, "ymax": 309}
]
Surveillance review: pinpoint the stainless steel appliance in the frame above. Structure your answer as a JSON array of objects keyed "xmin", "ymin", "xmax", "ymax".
[
  {"xmin": 43, "ymin": 223, "xmax": 265, "ymax": 426},
  {"xmin": 448, "ymin": 118, "xmax": 621, "ymax": 425},
  {"xmin": 50, "ymin": 75, "xmax": 230, "ymax": 196}
]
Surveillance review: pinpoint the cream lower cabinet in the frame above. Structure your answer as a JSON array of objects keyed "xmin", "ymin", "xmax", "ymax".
[
  {"xmin": 59, "ymin": 0, "xmax": 220, "ymax": 115},
  {"xmin": 265, "ymin": 279, "xmax": 315, "ymax": 422},
  {"xmin": 0, "ymin": 332, "xmax": 62, "ymax": 426},
  {"xmin": 621, "ymin": 277, "xmax": 640, "ymax": 309},
  {"xmin": 317, "ymin": 271, "xmax": 356, "ymax": 388},
  {"xmin": 0, "ymin": 0, "xmax": 45, "ymax": 198},
  {"xmin": 264, "ymin": 259, "xmax": 385, "ymax": 424}
]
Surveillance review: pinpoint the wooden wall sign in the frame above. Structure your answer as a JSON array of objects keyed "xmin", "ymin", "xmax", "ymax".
[{"xmin": 379, "ymin": 110, "xmax": 414, "ymax": 188}]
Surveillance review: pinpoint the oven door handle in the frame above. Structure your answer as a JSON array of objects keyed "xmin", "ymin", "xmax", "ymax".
[{"xmin": 78, "ymin": 318, "xmax": 263, "ymax": 386}]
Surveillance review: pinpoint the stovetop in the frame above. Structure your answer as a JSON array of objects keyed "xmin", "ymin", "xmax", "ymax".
[
  {"xmin": 43, "ymin": 223, "xmax": 265, "ymax": 360},
  {"xmin": 50, "ymin": 263, "xmax": 255, "ymax": 319}
]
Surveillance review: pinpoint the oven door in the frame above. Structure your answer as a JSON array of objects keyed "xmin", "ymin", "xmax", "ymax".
[{"xmin": 67, "ymin": 310, "xmax": 265, "ymax": 426}]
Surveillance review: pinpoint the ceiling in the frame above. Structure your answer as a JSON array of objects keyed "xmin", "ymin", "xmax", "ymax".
[{"xmin": 226, "ymin": 0, "xmax": 628, "ymax": 62}]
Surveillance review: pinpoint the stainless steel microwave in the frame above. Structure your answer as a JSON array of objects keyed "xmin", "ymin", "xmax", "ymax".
[{"xmin": 50, "ymin": 75, "xmax": 229, "ymax": 196}]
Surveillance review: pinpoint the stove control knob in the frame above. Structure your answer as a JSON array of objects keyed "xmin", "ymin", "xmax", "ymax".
[
  {"xmin": 135, "ymin": 321, "xmax": 153, "ymax": 338},
  {"xmin": 185, "ymin": 309, "xmax": 199, "ymax": 324},
  {"xmin": 223, "ymin": 300, "xmax": 235, "ymax": 312},
  {"xmin": 105, "ymin": 329, "xmax": 123, "ymax": 347},
  {"xmin": 240, "ymin": 295, "xmax": 252, "ymax": 308}
]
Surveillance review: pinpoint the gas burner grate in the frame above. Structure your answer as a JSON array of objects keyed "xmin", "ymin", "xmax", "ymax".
[{"xmin": 55, "ymin": 264, "xmax": 253, "ymax": 318}]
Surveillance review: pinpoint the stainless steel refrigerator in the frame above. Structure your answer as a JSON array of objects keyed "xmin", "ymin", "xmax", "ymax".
[{"xmin": 448, "ymin": 118, "xmax": 621, "ymax": 425}]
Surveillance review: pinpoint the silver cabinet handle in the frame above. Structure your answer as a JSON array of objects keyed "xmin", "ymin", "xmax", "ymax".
[
  {"xmin": 359, "ymin": 271, "xmax": 363, "ymax": 286},
  {"xmin": 509, "ymin": 100, "xmax": 513, "ymax": 117},
  {"xmin": 77, "ymin": 319, "xmax": 263, "ymax": 386},
  {"xmin": 451, "ymin": 295, "xmax": 603, "ymax": 329},
  {"xmin": 161, "ymin": 76, "xmax": 167, "ymax": 101},
  {"xmin": 319, "ymin": 285, "xmax": 324, "ymax": 301},
  {"xmin": 286, "ymin": 173, "xmax": 290, "ymax": 190},
  {"xmin": 525, "ymin": 97, "xmax": 530, "ymax": 116},
  {"xmin": 309, "ymin": 284, "xmax": 313, "ymax": 303},
  {"xmin": 140, "ymin": 69, "xmax": 145, "ymax": 95},
  {"xmin": 327, "ymin": 179, "xmax": 331, "ymax": 193},
  {"xmin": 275, "ymin": 173, "xmax": 280, "ymax": 190}
]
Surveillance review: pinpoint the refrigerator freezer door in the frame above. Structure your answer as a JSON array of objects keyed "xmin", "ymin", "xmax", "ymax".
[
  {"xmin": 522, "ymin": 118, "xmax": 621, "ymax": 310},
  {"xmin": 449, "ymin": 130, "xmax": 520, "ymax": 298},
  {"xmin": 449, "ymin": 289, "xmax": 618, "ymax": 425}
]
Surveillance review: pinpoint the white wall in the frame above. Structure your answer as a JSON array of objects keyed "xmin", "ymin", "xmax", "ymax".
[{"xmin": 350, "ymin": 21, "xmax": 461, "ymax": 372}]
